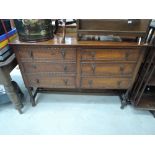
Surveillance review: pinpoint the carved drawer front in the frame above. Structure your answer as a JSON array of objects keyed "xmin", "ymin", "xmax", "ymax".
[
  {"xmin": 81, "ymin": 77, "xmax": 131, "ymax": 89},
  {"xmin": 18, "ymin": 47, "xmax": 76, "ymax": 61},
  {"xmin": 81, "ymin": 63, "xmax": 136, "ymax": 76},
  {"xmin": 80, "ymin": 48, "xmax": 140, "ymax": 61},
  {"xmin": 22, "ymin": 62, "xmax": 76, "ymax": 73},
  {"xmin": 27, "ymin": 75, "xmax": 76, "ymax": 88}
]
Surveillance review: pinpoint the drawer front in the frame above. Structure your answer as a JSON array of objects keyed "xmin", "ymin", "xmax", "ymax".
[
  {"xmin": 81, "ymin": 63, "xmax": 136, "ymax": 76},
  {"xmin": 80, "ymin": 48, "xmax": 140, "ymax": 61},
  {"xmin": 22, "ymin": 62, "xmax": 76, "ymax": 73},
  {"xmin": 18, "ymin": 47, "xmax": 76, "ymax": 61},
  {"xmin": 27, "ymin": 75, "xmax": 76, "ymax": 88},
  {"xmin": 81, "ymin": 77, "xmax": 131, "ymax": 89}
]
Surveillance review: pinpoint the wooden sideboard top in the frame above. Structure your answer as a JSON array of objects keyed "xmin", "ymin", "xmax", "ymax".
[{"xmin": 9, "ymin": 33, "xmax": 150, "ymax": 48}]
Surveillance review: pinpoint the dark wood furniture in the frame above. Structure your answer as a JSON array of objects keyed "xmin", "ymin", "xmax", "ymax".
[
  {"xmin": 10, "ymin": 34, "xmax": 147, "ymax": 106},
  {"xmin": 119, "ymin": 21, "xmax": 155, "ymax": 117},
  {"xmin": 126, "ymin": 41, "xmax": 155, "ymax": 116},
  {"xmin": 0, "ymin": 54, "xmax": 23, "ymax": 113}
]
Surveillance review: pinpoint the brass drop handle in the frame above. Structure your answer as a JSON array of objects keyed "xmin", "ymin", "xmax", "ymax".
[
  {"xmin": 64, "ymin": 79, "xmax": 68, "ymax": 85},
  {"xmin": 91, "ymin": 63, "xmax": 96, "ymax": 73},
  {"xmin": 36, "ymin": 79, "xmax": 40, "ymax": 84},
  {"xmin": 64, "ymin": 65, "xmax": 67, "ymax": 72},
  {"xmin": 29, "ymin": 50, "xmax": 33, "ymax": 58},
  {"xmin": 88, "ymin": 80, "xmax": 93, "ymax": 87},
  {"xmin": 91, "ymin": 52, "xmax": 96, "ymax": 58},
  {"xmin": 61, "ymin": 49, "xmax": 66, "ymax": 58},
  {"xmin": 117, "ymin": 81, "xmax": 121, "ymax": 87},
  {"xmin": 125, "ymin": 52, "xmax": 129, "ymax": 60},
  {"xmin": 120, "ymin": 65, "xmax": 124, "ymax": 73}
]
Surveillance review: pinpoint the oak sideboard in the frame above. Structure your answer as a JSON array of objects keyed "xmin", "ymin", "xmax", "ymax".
[{"xmin": 10, "ymin": 34, "xmax": 147, "ymax": 107}]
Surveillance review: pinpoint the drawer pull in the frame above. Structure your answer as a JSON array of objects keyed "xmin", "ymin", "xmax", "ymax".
[
  {"xmin": 64, "ymin": 65, "xmax": 67, "ymax": 72},
  {"xmin": 36, "ymin": 79, "xmax": 40, "ymax": 84},
  {"xmin": 64, "ymin": 79, "xmax": 68, "ymax": 85},
  {"xmin": 88, "ymin": 80, "xmax": 93, "ymax": 87},
  {"xmin": 29, "ymin": 50, "xmax": 33, "ymax": 58},
  {"xmin": 120, "ymin": 65, "xmax": 124, "ymax": 73},
  {"xmin": 125, "ymin": 52, "xmax": 129, "ymax": 60},
  {"xmin": 117, "ymin": 81, "xmax": 121, "ymax": 87},
  {"xmin": 91, "ymin": 52, "xmax": 96, "ymax": 58},
  {"xmin": 91, "ymin": 63, "xmax": 96, "ymax": 73},
  {"xmin": 61, "ymin": 49, "xmax": 66, "ymax": 58}
]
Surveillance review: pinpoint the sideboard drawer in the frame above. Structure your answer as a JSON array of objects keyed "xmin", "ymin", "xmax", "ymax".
[
  {"xmin": 22, "ymin": 62, "xmax": 76, "ymax": 73},
  {"xmin": 18, "ymin": 47, "xmax": 76, "ymax": 61},
  {"xmin": 81, "ymin": 77, "xmax": 131, "ymax": 89},
  {"xmin": 80, "ymin": 48, "xmax": 140, "ymax": 61},
  {"xmin": 27, "ymin": 75, "xmax": 76, "ymax": 88},
  {"xmin": 81, "ymin": 63, "xmax": 136, "ymax": 76}
]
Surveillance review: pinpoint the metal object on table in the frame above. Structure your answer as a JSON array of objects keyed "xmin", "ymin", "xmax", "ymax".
[
  {"xmin": 0, "ymin": 54, "xmax": 24, "ymax": 114},
  {"xmin": 14, "ymin": 19, "xmax": 54, "ymax": 42},
  {"xmin": 61, "ymin": 19, "xmax": 66, "ymax": 43}
]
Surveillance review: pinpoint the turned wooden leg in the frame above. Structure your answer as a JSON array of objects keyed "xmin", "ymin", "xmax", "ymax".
[
  {"xmin": 18, "ymin": 108, "xmax": 23, "ymax": 114},
  {"xmin": 4, "ymin": 83, "xmax": 23, "ymax": 114},
  {"xmin": 27, "ymin": 87, "xmax": 36, "ymax": 107}
]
